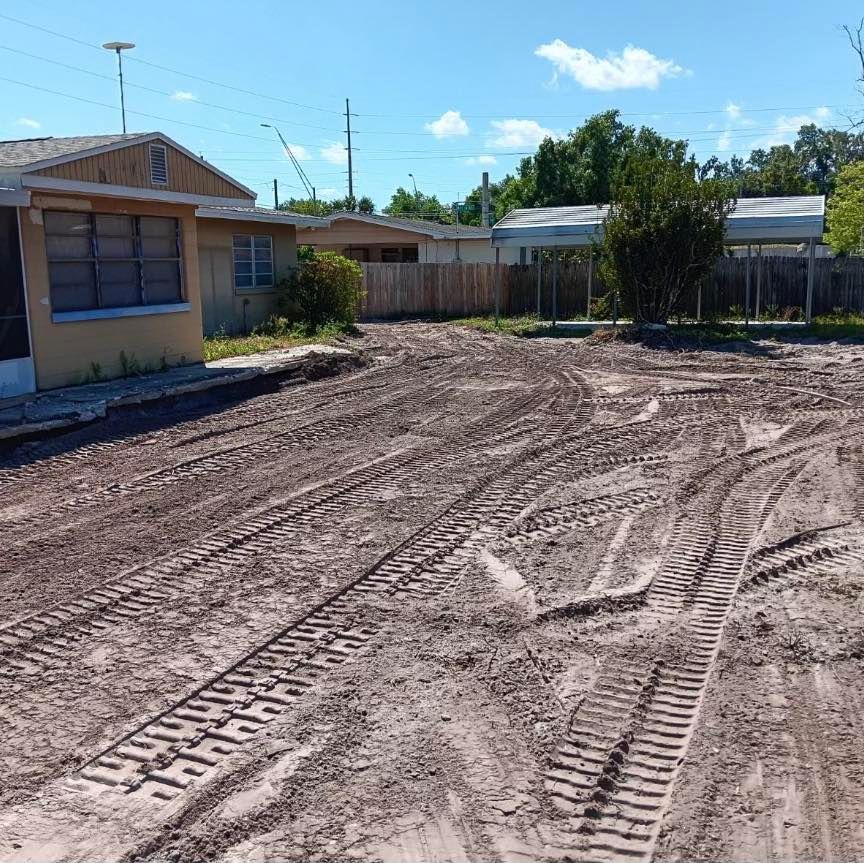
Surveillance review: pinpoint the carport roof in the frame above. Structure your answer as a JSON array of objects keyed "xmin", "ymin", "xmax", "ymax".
[{"xmin": 491, "ymin": 195, "xmax": 826, "ymax": 248}]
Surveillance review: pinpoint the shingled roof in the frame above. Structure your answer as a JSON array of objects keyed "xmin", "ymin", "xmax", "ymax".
[
  {"xmin": 0, "ymin": 134, "xmax": 148, "ymax": 169},
  {"xmin": 327, "ymin": 211, "xmax": 492, "ymax": 239}
]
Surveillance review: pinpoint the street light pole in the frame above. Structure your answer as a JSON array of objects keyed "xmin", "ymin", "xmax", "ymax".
[
  {"xmin": 408, "ymin": 173, "xmax": 418, "ymax": 196},
  {"xmin": 260, "ymin": 124, "xmax": 316, "ymax": 203},
  {"xmin": 102, "ymin": 42, "xmax": 135, "ymax": 133}
]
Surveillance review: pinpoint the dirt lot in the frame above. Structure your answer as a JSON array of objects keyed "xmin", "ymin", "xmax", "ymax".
[{"xmin": 1, "ymin": 322, "xmax": 863, "ymax": 863}]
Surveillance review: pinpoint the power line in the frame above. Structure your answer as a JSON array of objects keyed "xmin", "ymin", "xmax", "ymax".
[{"xmin": 0, "ymin": 11, "xmax": 343, "ymax": 115}]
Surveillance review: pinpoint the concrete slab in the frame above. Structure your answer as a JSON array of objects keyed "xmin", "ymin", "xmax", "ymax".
[{"xmin": 0, "ymin": 344, "xmax": 356, "ymax": 446}]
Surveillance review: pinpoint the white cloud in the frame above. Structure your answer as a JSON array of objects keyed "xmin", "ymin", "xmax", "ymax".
[
  {"xmin": 320, "ymin": 141, "xmax": 348, "ymax": 165},
  {"xmin": 750, "ymin": 107, "xmax": 831, "ymax": 150},
  {"xmin": 171, "ymin": 90, "xmax": 196, "ymax": 102},
  {"xmin": 717, "ymin": 128, "xmax": 733, "ymax": 151},
  {"xmin": 725, "ymin": 101, "xmax": 741, "ymax": 121},
  {"xmin": 14, "ymin": 117, "xmax": 40, "ymax": 129},
  {"xmin": 318, "ymin": 188, "xmax": 337, "ymax": 197},
  {"xmin": 287, "ymin": 143, "xmax": 311, "ymax": 161},
  {"xmin": 535, "ymin": 40, "xmax": 684, "ymax": 91},
  {"xmin": 425, "ymin": 110, "xmax": 470, "ymax": 139},
  {"xmin": 487, "ymin": 119, "xmax": 554, "ymax": 149},
  {"xmin": 464, "ymin": 155, "xmax": 497, "ymax": 166}
]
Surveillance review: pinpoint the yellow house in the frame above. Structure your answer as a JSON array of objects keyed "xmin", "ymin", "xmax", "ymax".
[{"xmin": 0, "ymin": 132, "xmax": 325, "ymax": 396}]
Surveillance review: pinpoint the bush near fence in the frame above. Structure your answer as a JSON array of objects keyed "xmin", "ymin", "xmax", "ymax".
[{"xmin": 357, "ymin": 257, "xmax": 864, "ymax": 321}]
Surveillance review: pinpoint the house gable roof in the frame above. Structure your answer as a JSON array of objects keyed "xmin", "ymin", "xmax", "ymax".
[
  {"xmin": 0, "ymin": 132, "xmax": 256, "ymax": 204},
  {"xmin": 325, "ymin": 211, "xmax": 492, "ymax": 240}
]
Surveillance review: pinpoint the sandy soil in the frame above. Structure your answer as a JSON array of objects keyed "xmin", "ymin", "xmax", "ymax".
[{"xmin": 1, "ymin": 322, "xmax": 862, "ymax": 863}]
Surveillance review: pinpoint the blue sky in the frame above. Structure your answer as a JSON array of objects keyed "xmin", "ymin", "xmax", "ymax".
[{"xmin": 1, "ymin": 1, "xmax": 861, "ymax": 210}]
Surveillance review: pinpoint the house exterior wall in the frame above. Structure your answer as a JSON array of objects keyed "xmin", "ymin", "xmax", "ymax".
[
  {"xmin": 19, "ymin": 193, "xmax": 203, "ymax": 390},
  {"xmin": 197, "ymin": 218, "xmax": 298, "ymax": 335},
  {"xmin": 423, "ymin": 239, "xmax": 520, "ymax": 264},
  {"xmin": 33, "ymin": 140, "xmax": 252, "ymax": 202},
  {"xmin": 297, "ymin": 220, "xmax": 517, "ymax": 264}
]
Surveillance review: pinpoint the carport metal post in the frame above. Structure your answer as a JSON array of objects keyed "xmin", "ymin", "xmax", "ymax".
[
  {"xmin": 755, "ymin": 244, "xmax": 762, "ymax": 320},
  {"xmin": 586, "ymin": 249, "xmax": 594, "ymax": 319},
  {"xmin": 744, "ymin": 243, "xmax": 752, "ymax": 328},
  {"xmin": 805, "ymin": 238, "xmax": 815, "ymax": 323},
  {"xmin": 552, "ymin": 248, "xmax": 559, "ymax": 327},
  {"xmin": 494, "ymin": 246, "xmax": 501, "ymax": 325},
  {"xmin": 536, "ymin": 248, "xmax": 542, "ymax": 315}
]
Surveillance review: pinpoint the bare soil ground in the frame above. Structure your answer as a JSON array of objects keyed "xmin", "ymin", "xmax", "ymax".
[{"xmin": 1, "ymin": 322, "xmax": 863, "ymax": 863}]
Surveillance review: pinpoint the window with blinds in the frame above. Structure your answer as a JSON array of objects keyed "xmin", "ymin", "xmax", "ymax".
[
  {"xmin": 45, "ymin": 212, "xmax": 183, "ymax": 313},
  {"xmin": 232, "ymin": 234, "xmax": 274, "ymax": 292}
]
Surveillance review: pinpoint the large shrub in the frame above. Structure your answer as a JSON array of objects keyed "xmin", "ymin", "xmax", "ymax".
[
  {"xmin": 599, "ymin": 153, "xmax": 734, "ymax": 324},
  {"xmin": 277, "ymin": 251, "xmax": 364, "ymax": 328}
]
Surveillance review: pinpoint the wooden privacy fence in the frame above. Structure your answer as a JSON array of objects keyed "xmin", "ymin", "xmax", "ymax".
[
  {"xmin": 358, "ymin": 257, "xmax": 864, "ymax": 321},
  {"xmin": 358, "ymin": 262, "xmax": 511, "ymax": 319}
]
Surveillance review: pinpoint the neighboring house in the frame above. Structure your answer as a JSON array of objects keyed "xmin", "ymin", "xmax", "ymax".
[
  {"xmin": 296, "ymin": 211, "xmax": 521, "ymax": 264},
  {"xmin": 0, "ymin": 132, "xmax": 325, "ymax": 395},
  {"xmin": 195, "ymin": 205, "xmax": 327, "ymax": 336}
]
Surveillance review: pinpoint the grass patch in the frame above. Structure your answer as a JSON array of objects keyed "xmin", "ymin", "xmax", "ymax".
[
  {"xmin": 805, "ymin": 312, "xmax": 864, "ymax": 340},
  {"xmin": 203, "ymin": 321, "xmax": 355, "ymax": 362},
  {"xmin": 449, "ymin": 314, "xmax": 590, "ymax": 338}
]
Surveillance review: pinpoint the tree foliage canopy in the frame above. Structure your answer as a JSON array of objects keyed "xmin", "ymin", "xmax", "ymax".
[
  {"xmin": 825, "ymin": 162, "xmax": 864, "ymax": 254},
  {"xmin": 280, "ymin": 195, "xmax": 374, "ymax": 217},
  {"xmin": 599, "ymin": 151, "xmax": 734, "ymax": 325},
  {"xmin": 383, "ymin": 187, "xmax": 452, "ymax": 223},
  {"xmin": 456, "ymin": 112, "xmax": 862, "ymax": 227}
]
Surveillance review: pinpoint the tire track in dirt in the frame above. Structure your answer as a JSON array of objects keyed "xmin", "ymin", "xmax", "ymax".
[
  {"xmin": 542, "ymin": 420, "xmax": 864, "ymax": 861},
  {"xmin": 0, "ymin": 375, "xmax": 590, "ymax": 675},
  {"xmin": 65, "ymin": 397, "xmax": 706, "ymax": 801}
]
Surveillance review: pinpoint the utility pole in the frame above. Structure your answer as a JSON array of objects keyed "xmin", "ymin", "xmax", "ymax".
[
  {"xmin": 261, "ymin": 125, "xmax": 316, "ymax": 202},
  {"xmin": 345, "ymin": 98, "xmax": 354, "ymax": 200},
  {"xmin": 481, "ymin": 171, "xmax": 490, "ymax": 227},
  {"xmin": 273, "ymin": 178, "xmax": 279, "ymax": 210}
]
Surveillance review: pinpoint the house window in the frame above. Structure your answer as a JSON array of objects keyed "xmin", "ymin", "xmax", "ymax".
[
  {"xmin": 45, "ymin": 211, "xmax": 183, "ymax": 313},
  {"xmin": 380, "ymin": 247, "xmax": 401, "ymax": 263},
  {"xmin": 232, "ymin": 235, "xmax": 274, "ymax": 291},
  {"xmin": 149, "ymin": 143, "xmax": 168, "ymax": 185},
  {"xmin": 401, "ymin": 247, "xmax": 419, "ymax": 262}
]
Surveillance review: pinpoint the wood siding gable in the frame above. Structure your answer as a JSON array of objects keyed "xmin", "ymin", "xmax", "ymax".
[{"xmin": 31, "ymin": 140, "xmax": 252, "ymax": 201}]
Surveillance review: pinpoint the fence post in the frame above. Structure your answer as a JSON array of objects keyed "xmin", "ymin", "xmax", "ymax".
[
  {"xmin": 587, "ymin": 249, "xmax": 594, "ymax": 319},
  {"xmin": 536, "ymin": 248, "xmax": 542, "ymax": 316},
  {"xmin": 806, "ymin": 238, "xmax": 815, "ymax": 323},
  {"xmin": 494, "ymin": 247, "xmax": 500, "ymax": 325},
  {"xmin": 755, "ymin": 244, "xmax": 762, "ymax": 321},
  {"xmin": 745, "ymin": 244, "xmax": 751, "ymax": 328},
  {"xmin": 697, "ymin": 278, "xmax": 702, "ymax": 322},
  {"xmin": 552, "ymin": 248, "xmax": 559, "ymax": 327}
]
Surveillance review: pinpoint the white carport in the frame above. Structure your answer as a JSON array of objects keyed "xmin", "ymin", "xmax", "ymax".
[{"xmin": 490, "ymin": 195, "xmax": 826, "ymax": 324}]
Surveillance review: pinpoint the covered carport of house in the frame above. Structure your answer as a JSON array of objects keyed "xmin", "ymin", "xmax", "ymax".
[{"xmin": 489, "ymin": 195, "xmax": 826, "ymax": 325}]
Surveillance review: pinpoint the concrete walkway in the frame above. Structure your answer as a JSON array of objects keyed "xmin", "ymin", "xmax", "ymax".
[{"xmin": 0, "ymin": 344, "xmax": 355, "ymax": 445}]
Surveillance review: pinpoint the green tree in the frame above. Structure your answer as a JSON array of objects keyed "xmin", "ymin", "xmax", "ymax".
[
  {"xmin": 825, "ymin": 161, "xmax": 864, "ymax": 254},
  {"xmin": 279, "ymin": 195, "xmax": 375, "ymax": 217},
  {"xmin": 599, "ymin": 152, "xmax": 734, "ymax": 325},
  {"xmin": 383, "ymin": 187, "xmax": 452, "ymax": 222}
]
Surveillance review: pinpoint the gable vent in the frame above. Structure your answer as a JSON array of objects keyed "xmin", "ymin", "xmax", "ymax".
[{"xmin": 149, "ymin": 143, "xmax": 168, "ymax": 185}]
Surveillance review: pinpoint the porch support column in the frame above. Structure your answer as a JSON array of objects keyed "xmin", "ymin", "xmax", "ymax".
[
  {"xmin": 494, "ymin": 246, "xmax": 501, "ymax": 325},
  {"xmin": 536, "ymin": 248, "xmax": 543, "ymax": 316},
  {"xmin": 552, "ymin": 248, "xmax": 559, "ymax": 328},
  {"xmin": 806, "ymin": 238, "xmax": 816, "ymax": 323},
  {"xmin": 587, "ymin": 248, "xmax": 594, "ymax": 319},
  {"xmin": 745, "ymin": 243, "xmax": 752, "ymax": 328}
]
